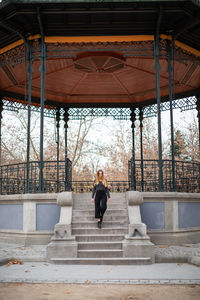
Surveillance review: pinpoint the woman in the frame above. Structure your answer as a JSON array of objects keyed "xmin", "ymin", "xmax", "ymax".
[{"xmin": 91, "ymin": 169, "xmax": 111, "ymax": 229}]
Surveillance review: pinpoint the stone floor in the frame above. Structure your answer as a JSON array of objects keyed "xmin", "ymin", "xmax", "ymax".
[
  {"xmin": 0, "ymin": 262, "xmax": 200, "ymax": 284},
  {"xmin": 0, "ymin": 242, "xmax": 200, "ymax": 285}
]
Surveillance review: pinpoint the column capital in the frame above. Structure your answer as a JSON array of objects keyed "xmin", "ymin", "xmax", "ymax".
[
  {"xmin": 63, "ymin": 107, "xmax": 69, "ymax": 128},
  {"xmin": 56, "ymin": 108, "xmax": 60, "ymax": 129},
  {"xmin": 130, "ymin": 107, "xmax": 136, "ymax": 128},
  {"xmin": 196, "ymin": 96, "xmax": 200, "ymax": 119},
  {"xmin": 0, "ymin": 98, "xmax": 3, "ymax": 119},
  {"xmin": 139, "ymin": 108, "xmax": 144, "ymax": 127}
]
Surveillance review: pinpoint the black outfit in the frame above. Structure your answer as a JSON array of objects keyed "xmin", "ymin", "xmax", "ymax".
[{"xmin": 92, "ymin": 181, "xmax": 110, "ymax": 220}]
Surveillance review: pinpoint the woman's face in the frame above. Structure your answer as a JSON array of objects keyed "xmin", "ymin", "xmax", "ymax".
[{"xmin": 98, "ymin": 171, "xmax": 103, "ymax": 178}]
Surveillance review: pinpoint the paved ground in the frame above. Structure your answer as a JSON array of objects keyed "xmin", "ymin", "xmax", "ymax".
[
  {"xmin": 0, "ymin": 242, "xmax": 200, "ymax": 300},
  {"xmin": 0, "ymin": 242, "xmax": 200, "ymax": 285},
  {"xmin": 0, "ymin": 261, "xmax": 200, "ymax": 284}
]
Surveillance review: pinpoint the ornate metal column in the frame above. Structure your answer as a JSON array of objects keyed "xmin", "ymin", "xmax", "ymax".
[
  {"xmin": 56, "ymin": 108, "xmax": 60, "ymax": 193},
  {"xmin": 139, "ymin": 108, "xmax": 144, "ymax": 191},
  {"xmin": 196, "ymin": 95, "xmax": 200, "ymax": 191},
  {"xmin": 0, "ymin": 98, "xmax": 3, "ymax": 167},
  {"xmin": 0, "ymin": 98, "xmax": 3, "ymax": 195},
  {"xmin": 38, "ymin": 33, "xmax": 46, "ymax": 193},
  {"xmin": 64, "ymin": 107, "xmax": 69, "ymax": 191},
  {"xmin": 26, "ymin": 43, "xmax": 33, "ymax": 193},
  {"xmin": 167, "ymin": 40, "xmax": 176, "ymax": 191},
  {"xmin": 154, "ymin": 11, "xmax": 164, "ymax": 191},
  {"xmin": 196, "ymin": 95, "xmax": 200, "ymax": 157},
  {"xmin": 130, "ymin": 107, "xmax": 136, "ymax": 191}
]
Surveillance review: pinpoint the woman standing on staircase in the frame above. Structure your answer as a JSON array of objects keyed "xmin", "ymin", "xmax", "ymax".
[{"xmin": 91, "ymin": 169, "xmax": 111, "ymax": 229}]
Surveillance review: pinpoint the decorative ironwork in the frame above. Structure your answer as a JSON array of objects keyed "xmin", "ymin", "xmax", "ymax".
[
  {"xmin": 0, "ymin": 160, "xmax": 72, "ymax": 195},
  {"xmin": 0, "ymin": 44, "xmax": 25, "ymax": 67},
  {"xmin": 66, "ymin": 107, "xmax": 131, "ymax": 120},
  {"xmin": 1, "ymin": 39, "xmax": 200, "ymax": 68},
  {"xmin": 0, "ymin": 158, "xmax": 199, "ymax": 195},
  {"xmin": 174, "ymin": 43, "xmax": 200, "ymax": 67},
  {"xmin": 72, "ymin": 181, "xmax": 129, "ymax": 194},
  {"xmin": 128, "ymin": 158, "xmax": 200, "ymax": 193},
  {"xmin": 2, "ymin": 96, "xmax": 198, "ymax": 120},
  {"xmin": 45, "ymin": 41, "xmax": 155, "ymax": 60},
  {"xmin": 2, "ymin": 99, "xmax": 57, "ymax": 118},
  {"xmin": 137, "ymin": 96, "xmax": 198, "ymax": 118}
]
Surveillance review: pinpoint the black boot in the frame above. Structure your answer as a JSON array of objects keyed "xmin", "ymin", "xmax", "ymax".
[{"xmin": 98, "ymin": 221, "xmax": 102, "ymax": 229}]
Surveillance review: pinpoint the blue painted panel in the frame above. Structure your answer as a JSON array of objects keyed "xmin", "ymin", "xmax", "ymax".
[
  {"xmin": 0, "ymin": 204, "xmax": 23, "ymax": 230},
  {"xmin": 36, "ymin": 203, "xmax": 60, "ymax": 231},
  {"xmin": 178, "ymin": 202, "xmax": 200, "ymax": 228},
  {"xmin": 140, "ymin": 202, "xmax": 165, "ymax": 230}
]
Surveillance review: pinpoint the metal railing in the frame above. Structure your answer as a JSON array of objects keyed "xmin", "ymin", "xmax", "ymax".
[
  {"xmin": 0, "ymin": 160, "xmax": 72, "ymax": 195},
  {"xmin": 72, "ymin": 181, "xmax": 129, "ymax": 194},
  {"xmin": 0, "ymin": 159, "xmax": 200, "ymax": 194},
  {"xmin": 128, "ymin": 158, "xmax": 200, "ymax": 193}
]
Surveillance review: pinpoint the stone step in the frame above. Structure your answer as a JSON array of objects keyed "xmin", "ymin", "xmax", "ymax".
[
  {"xmin": 50, "ymin": 257, "xmax": 152, "ymax": 265},
  {"xmin": 73, "ymin": 193, "xmax": 126, "ymax": 200},
  {"xmin": 72, "ymin": 227, "xmax": 128, "ymax": 235},
  {"xmin": 73, "ymin": 204, "xmax": 127, "ymax": 209},
  {"xmin": 72, "ymin": 221, "xmax": 128, "ymax": 228},
  {"xmin": 73, "ymin": 199, "xmax": 127, "ymax": 203},
  {"xmin": 72, "ymin": 215, "xmax": 129, "ymax": 222},
  {"xmin": 78, "ymin": 249, "xmax": 123, "ymax": 258},
  {"xmin": 75, "ymin": 234, "xmax": 125, "ymax": 242},
  {"xmin": 78, "ymin": 241, "xmax": 122, "ymax": 250},
  {"xmin": 73, "ymin": 209, "xmax": 128, "ymax": 216},
  {"xmin": 73, "ymin": 195, "xmax": 126, "ymax": 200},
  {"xmin": 73, "ymin": 202, "xmax": 127, "ymax": 207}
]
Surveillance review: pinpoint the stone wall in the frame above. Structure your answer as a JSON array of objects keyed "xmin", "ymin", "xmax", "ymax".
[{"xmin": 0, "ymin": 192, "xmax": 200, "ymax": 245}]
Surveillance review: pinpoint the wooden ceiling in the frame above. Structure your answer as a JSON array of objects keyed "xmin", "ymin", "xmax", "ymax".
[
  {"xmin": 0, "ymin": 0, "xmax": 200, "ymax": 107},
  {"xmin": 0, "ymin": 45, "xmax": 199, "ymax": 106}
]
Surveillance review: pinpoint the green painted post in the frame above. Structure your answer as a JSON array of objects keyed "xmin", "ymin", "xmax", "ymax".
[
  {"xmin": 64, "ymin": 107, "xmax": 69, "ymax": 191},
  {"xmin": 130, "ymin": 107, "xmax": 136, "ymax": 191},
  {"xmin": 26, "ymin": 44, "xmax": 33, "ymax": 193},
  {"xmin": 154, "ymin": 11, "xmax": 164, "ymax": 192},
  {"xmin": 56, "ymin": 108, "xmax": 60, "ymax": 192},
  {"xmin": 39, "ymin": 37, "xmax": 46, "ymax": 193},
  {"xmin": 167, "ymin": 40, "xmax": 176, "ymax": 191},
  {"xmin": 139, "ymin": 108, "xmax": 144, "ymax": 191}
]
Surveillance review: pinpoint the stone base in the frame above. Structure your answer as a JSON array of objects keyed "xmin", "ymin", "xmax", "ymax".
[
  {"xmin": 46, "ymin": 222, "xmax": 78, "ymax": 261},
  {"xmin": 46, "ymin": 237, "xmax": 78, "ymax": 260},
  {"xmin": 128, "ymin": 223, "xmax": 147, "ymax": 237},
  {"xmin": 122, "ymin": 236, "xmax": 155, "ymax": 263},
  {"xmin": 51, "ymin": 223, "xmax": 72, "ymax": 240}
]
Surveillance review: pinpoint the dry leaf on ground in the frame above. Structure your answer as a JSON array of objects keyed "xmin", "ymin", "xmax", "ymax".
[{"xmin": 6, "ymin": 259, "xmax": 23, "ymax": 266}]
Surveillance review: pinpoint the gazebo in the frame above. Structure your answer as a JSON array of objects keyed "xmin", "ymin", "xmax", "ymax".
[
  {"xmin": 0, "ymin": 0, "xmax": 200, "ymax": 262},
  {"xmin": 0, "ymin": 0, "xmax": 200, "ymax": 194}
]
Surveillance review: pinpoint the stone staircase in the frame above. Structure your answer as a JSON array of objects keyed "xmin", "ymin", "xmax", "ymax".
[{"xmin": 50, "ymin": 192, "xmax": 152, "ymax": 264}]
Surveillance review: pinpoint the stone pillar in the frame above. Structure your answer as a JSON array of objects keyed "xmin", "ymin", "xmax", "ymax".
[
  {"xmin": 122, "ymin": 191, "xmax": 155, "ymax": 263},
  {"xmin": 23, "ymin": 201, "xmax": 36, "ymax": 232},
  {"xmin": 46, "ymin": 191, "xmax": 77, "ymax": 260}
]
